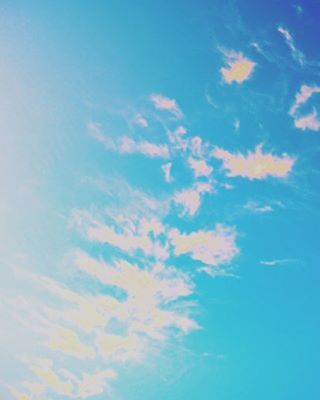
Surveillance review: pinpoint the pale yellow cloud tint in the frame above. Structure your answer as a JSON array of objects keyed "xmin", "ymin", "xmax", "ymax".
[
  {"xmin": 212, "ymin": 145, "xmax": 294, "ymax": 180},
  {"xmin": 169, "ymin": 224, "xmax": 238, "ymax": 267},
  {"xmin": 87, "ymin": 122, "xmax": 169, "ymax": 158},
  {"xmin": 73, "ymin": 251, "xmax": 196, "ymax": 344},
  {"xmin": 76, "ymin": 369, "xmax": 116, "ymax": 398},
  {"xmin": 85, "ymin": 216, "xmax": 169, "ymax": 261},
  {"xmin": 31, "ymin": 362, "xmax": 73, "ymax": 396},
  {"xmin": 221, "ymin": 51, "xmax": 255, "ymax": 84},
  {"xmin": 47, "ymin": 326, "xmax": 95, "ymax": 359}
]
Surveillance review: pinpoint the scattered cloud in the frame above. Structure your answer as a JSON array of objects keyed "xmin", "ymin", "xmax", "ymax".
[
  {"xmin": 30, "ymin": 359, "xmax": 74, "ymax": 396},
  {"xmin": 76, "ymin": 212, "xmax": 169, "ymax": 261},
  {"xmin": 233, "ymin": 119, "xmax": 240, "ymax": 132},
  {"xmin": 150, "ymin": 94, "xmax": 183, "ymax": 119},
  {"xmin": 188, "ymin": 157, "xmax": 213, "ymax": 178},
  {"xmin": 88, "ymin": 122, "xmax": 170, "ymax": 158},
  {"xmin": 119, "ymin": 136, "xmax": 170, "ymax": 158},
  {"xmin": 169, "ymin": 224, "xmax": 238, "ymax": 270},
  {"xmin": 212, "ymin": 144, "xmax": 295, "ymax": 180},
  {"xmin": 278, "ymin": 26, "xmax": 304, "ymax": 64},
  {"xmin": 260, "ymin": 259, "xmax": 297, "ymax": 266},
  {"xmin": 290, "ymin": 85, "xmax": 320, "ymax": 131},
  {"xmin": 244, "ymin": 201, "xmax": 273, "ymax": 213},
  {"xmin": 20, "ymin": 358, "xmax": 117, "ymax": 399},
  {"xmin": 132, "ymin": 113, "xmax": 148, "ymax": 128},
  {"xmin": 220, "ymin": 50, "xmax": 255, "ymax": 84},
  {"xmin": 75, "ymin": 368, "xmax": 116, "ymax": 398},
  {"xmin": 294, "ymin": 109, "xmax": 320, "ymax": 131},
  {"xmin": 162, "ymin": 162, "xmax": 173, "ymax": 182}
]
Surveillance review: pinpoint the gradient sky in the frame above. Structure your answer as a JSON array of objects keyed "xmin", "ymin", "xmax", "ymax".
[{"xmin": 1, "ymin": 1, "xmax": 320, "ymax": 399}]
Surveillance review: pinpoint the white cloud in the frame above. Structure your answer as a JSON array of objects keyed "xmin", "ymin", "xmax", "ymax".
[
  {"xmin": 80, "ymin": 214, "xmax": 169, "ymax": 261},
  {"xmin": 161, "ymin": 162, "xmax": 172, "ymax": 182},
  {"xmin": 220, "ymin": 50, "xmax": 255, "ymax": 84},
  {"xmin": 169, "ymin": 224, "xmax": 238, "ymax": 268},
  {"xmin": 290, "ymin": 85, "xmax": 320, "ymax": 131},
  {"xmin": 212, "ymin": 144, "xmax": 295, "ymax": 180},
  {"xmin": 150, "ymin": 94, "xmax": 183, "ymax": 119},
  {"xmin": 290, "ymin": 85, "xmax": 320, "ymax": 116},
  {"xmin": 188, "ymin": 157, "xmax": 213, "ymax": 178},
  {"xmin": 173, "ymin": 182, "xmax": 213, "ymax": 216},
  {"xmin": 30, "ymin": 359, "xmax": 74, "ymax": 397},
  {"xmin": 278, "ymin": 26, "xmax": 304, "ymax": 64},
  {"xmin": 119, "ymin": 136, "xmax": 170, "ymax": 158},
  {"xmin": 76, "ymin": 369, "xmax": 116, "ymax": 399},
  {"xmin": 132, "ymin": 113, "xmax": 148, "ymax": 128}
]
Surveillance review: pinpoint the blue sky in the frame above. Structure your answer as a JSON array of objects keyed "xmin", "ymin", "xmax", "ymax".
[{"xmin": 0, "ymin": 1, "xmax": 320, "ymax": 399}]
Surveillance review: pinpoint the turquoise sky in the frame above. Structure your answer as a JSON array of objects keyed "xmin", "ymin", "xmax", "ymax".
[{"xmin": 1, "ymin": 1, "xmax": 320, "ymax": 399}]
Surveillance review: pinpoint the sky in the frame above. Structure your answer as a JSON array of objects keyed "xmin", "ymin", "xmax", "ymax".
[{"xmin": 0, "ymin": 1, "xmax": 320, "ymax": 399}]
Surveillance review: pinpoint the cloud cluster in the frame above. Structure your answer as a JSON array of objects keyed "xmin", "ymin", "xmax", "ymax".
[
  {"xmin": 5, "ymin": 68, "xmax": 297, "ymax": 399},
  {"xmin": 212, "ymin": 144, "xmax": 294, "ymax": 180}
]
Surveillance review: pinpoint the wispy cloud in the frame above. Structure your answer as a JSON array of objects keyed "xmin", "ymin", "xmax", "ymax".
[
  {"xmin": 169, "ymin": 224, "xmax": 238, "ymax": 271},
  {"xmin": 260, "ymin": 259, "xmax": 297, "ymax": 266},
  {"xmin": 74, "ymin": 211, "xmax": 169, "ymax": 261},
  {"xmin": 18, "ymin": 358, "xmax": 117, "ymax": 399},
  {"xmin": 132, "ymin": 113, "xmax": 148, "ymax": 128},
  {"xmin": 278, "ymin": 26, "xmax": 304, "ymax": 65},
  {"xmin": 290, "ymin": 85, "xmax": 320, "ymax": 131},
  {"xmin": 162, "ymin": 162, "xmax": 173, "ymax": 182},
  {"xmin": 150, "ymin": 94, "xmax": 183, "ymax": 119},
  {"xmin": 30, "ymin": 359, "xmax": 74, "ymax": 396},
  {"xmin": 220, "ymin": 50, "xmax": 255, "ymax": 84},
  {"xmin": 119, "ymin": 136, "xmax": 170, "ymax": 158},
  {"xmin": 212, "ymin": 144, "xmax": 295, "ymax": 180},
  {"xmin": 173, "ymin": 182, "xmax": 213, "ymax": 216},
  {"xmin": 244, "ymin": 201, "xmax": 273, "ymax": 213},
  {"xmin": 88, "ymin": 122, "xmax": 170, "ymax": 158}
]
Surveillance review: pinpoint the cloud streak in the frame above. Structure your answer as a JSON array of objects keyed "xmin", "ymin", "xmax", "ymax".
[{"xmin": 278, "ymin": 26, "xmax": 304, "ymax": 64}]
